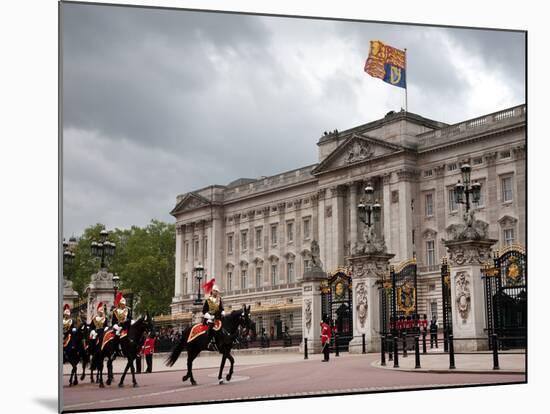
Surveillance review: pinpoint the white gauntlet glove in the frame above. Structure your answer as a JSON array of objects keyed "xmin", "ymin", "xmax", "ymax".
[
  {"xmin": 221, "ymin": 311, "xmax": 226, "ymax": 317},
  {"xmin": 204, "ymin": 313, "xmax": 214, "ymax": 323}
]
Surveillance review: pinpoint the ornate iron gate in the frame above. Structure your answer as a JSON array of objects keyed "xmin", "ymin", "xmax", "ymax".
[
  {"xmin": 441, "ymin": 257, "xmax": 453, "ymax": 351},
  {"xmin": 379, "ymin": 259, "xmax": 418, "ymax": 335},
  {"xmin": 482, "ymin": 245, "xmax": 526, "ymax": 349},
  {"xmin": 390, "ymin": 259, "xmax": 418, "ymax": 331},
  {"xmin": 320, "ymin": 269, "xmax": 353, "ymax": 351}
]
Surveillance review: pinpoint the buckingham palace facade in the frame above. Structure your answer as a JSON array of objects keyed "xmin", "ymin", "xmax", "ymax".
[{"xmin": 168, "ymin": 104, "xmax": 526, "ymax": 338}]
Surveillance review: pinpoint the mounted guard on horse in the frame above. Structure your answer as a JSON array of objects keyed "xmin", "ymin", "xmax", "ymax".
[{"xmin": 202, "ymin": 279, "xmax": 224, "ymax": 351}]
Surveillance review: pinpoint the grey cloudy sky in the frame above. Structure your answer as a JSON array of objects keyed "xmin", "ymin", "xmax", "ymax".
[{"xmin": 62, "ymin": 3, "xmax": 525, "ymax": 238}]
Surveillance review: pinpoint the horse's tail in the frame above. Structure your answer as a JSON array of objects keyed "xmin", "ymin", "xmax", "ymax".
[{"xmin": 165, "ymin": 327, "xmax": 190, "ymax": 367}]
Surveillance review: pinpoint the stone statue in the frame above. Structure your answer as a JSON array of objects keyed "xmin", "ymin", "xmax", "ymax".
[
  {"xmin": 304, "ymin": 299, "xmax": 312, "ymax": 333},
  {"xmin": 455, "ymin": 271, "xmax": 471, "ymax": 322},
  {"xmin": 445, "ymin": 209, "xmax": 489, "ymax": 242},
  {"xmin": 310, "ymin": 240, "xmax": 324, "ymax": 271},
  {"xmin": 355, "ymin": 282, "xmax": 368, "ymax": 328},
  {"xmin": 352, "ymin": 222, "xmax": 387, "ymax": 255}
]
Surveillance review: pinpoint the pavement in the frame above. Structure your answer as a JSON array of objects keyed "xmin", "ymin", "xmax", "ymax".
[
  {"xmin": 62, "ymin": 350, "xmax": 526, "ymax": 412},
  {"xmin": 63, "ymin": 346, "xmax": 526, "ymax": 376}
]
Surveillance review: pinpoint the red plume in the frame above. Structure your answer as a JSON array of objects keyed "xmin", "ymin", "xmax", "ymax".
[
  {"xmin": 114, "ymin": 291, "xmax": 123, "ymax": 307},
  {"xmin": 97, "ymin": 302, "xmax": 104, "ymax": 312},
  {"xmin": 64, "ymin": 304, "xmax": 70, "ymax": 311},
  {"xmin": 202, "ymin": 278, "xmax": 215, "ymax": 296}
]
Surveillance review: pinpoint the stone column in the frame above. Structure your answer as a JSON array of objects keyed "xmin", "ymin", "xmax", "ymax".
[
  {"xmin": 174, "ymin": 225, "xmax": 183, "ymax": 298},
  {"xmin": 318, "ymin": 189, "xmax": 326, "ymax": 269},
  {"xmin": 445, "ymin": 238, "xmax": 497, "ymax": 351},
  {"xmin": 348, "ymin": 252, "xmax": 395, "ymax": 353},
  {"xmin": 382, "ymin": 173, "xmax": 392, "ymax": 254},
  {"xmin": 85, "ymin": 269, "xmax": 116, "ymax": 323},
  {"xmin": 300, "ymin": 266, "xmax": 326, "ymax": 354},
  {"xmin": 349, "ymin": 182, "xmax": 358, "ymax": 252},
  {"xmin": 396, "ymin": 170, "xmax": 417, "ymax": 261},
  {"xmin": 513, "ymin": 145, "xmax": 526, "ymax": 245},
  {"xmin": 331, "ymin": 185, "xmax": 345, "ymax": 269},
  {"xmin": 63, "ymin": 278, "xmax": 79, "ymax": 308}
]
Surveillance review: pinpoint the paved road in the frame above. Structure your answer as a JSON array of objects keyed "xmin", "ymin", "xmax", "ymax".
[{"xmin": 63, "ymin": 353, "xmax": 525, "ymax": 412}]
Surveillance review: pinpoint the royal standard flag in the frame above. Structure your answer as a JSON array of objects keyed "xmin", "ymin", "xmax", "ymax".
[{"xmin": 364, "ymin": 40, "xmax": 406, "ymax": 89}]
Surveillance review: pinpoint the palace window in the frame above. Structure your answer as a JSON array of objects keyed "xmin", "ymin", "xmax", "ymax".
[
  {"xmin": 473, "ymin": 181, "xmax": 485, "ymax": 208},
  {"xmin": 271, "ymin": 264, "xmax": 278, "ymax": 285},
  {"xmin": 500, "ymin": 150, "xmax": 511, "ymax": 159},
  {"xmin": 503, "ymin": 228, "xmax": 515, "ymax": 246},
  {"xmin": 256, "ymin": 267, "xmax": 262, "ymax": 287},
  {"xmin": 183, "ymin": 272, "xmax": 188, "ymax": 294},
  {"xmin": 447, "ymin": 163, "xmax": 457, "ymax": 172},
  {"xmin": 303, "ymin": 217, "xmax": 311, "ymax": 240},
  {"xmin": 424, "ymin": 169, "xmax": 433, "ymax": 177},
  {"xmin": 426, "ymin": 240, "xmax": 436, "ymax": 266},
  {"xmin": 287, "ymin": 262, "xmax": 295, "ymax": 283},
  {"xmin": 241, "ymin": 269, "xmax": 248, "ymax": 289},
  {"xmin": 271, "ymin": 224, "xmax": 278, "ymax": 245},
  {"xmin": 287, "ymin": 222, "xmax": 294, "ymax": 242},
  {"xmin": 425, "ymin": 193, "xmax": 434, "ymax": 217},
  {"xmin": 241, "ymin": 231, "xmax": 248, "ymax": 251},
  {"xmin": 204, "ymin": 237, "xmax": 208, "ymax": 259},
  {"xmin": 227, "ymin": 272, "xmax": 233, "ymax": 291},
  {"xmin": 473, "ymin": 157, "xmax": 483, "ymax": 165},
  {"xmin": 502, "ymin": 176, "xmax": 513, "ymax": 202},
  {"xmin": 304, "ymin": 258, "xmax": 311, "ymax": 272},
  {"xmin": 227, "ymin": 234, "xmax": 233, "ymax": 254},
  {"xmin": 430, "ymin": 301, "xmax": 438, "ymax": 321},
  {"xmin": 194, "ymin": 239, "xmax": 199, "ymax": 259},
  {"xmin": 256, "ymin": 227, "xmax": 263, "ymax": 249},
  {"xmin": 185, "ymin": 242, "xmax": 189, "ymax": 261},
  {"xmin": 448, "ymin": 188, "xmax": 458, "ymax": 213}
]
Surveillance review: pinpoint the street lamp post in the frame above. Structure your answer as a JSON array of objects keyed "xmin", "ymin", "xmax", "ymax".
[
  {"xmin": 63, "ymin": 239, "xmax": 76, "ymax": 278},
  {"xmin": 90, "ymin": 229, "xmax": 116, "ymax": 269},
  {"xmin": 194, "ymin": 264, "xmax": 205, "ymax": 305},
  {"xmin": 357, "ymin": 182, "xmax": 381, "ymax": 229},
  {"xmin": 112, "ymin": 272, "xmax": 120, "ymax": 301},
  {"xmin": 453, "ymin": 164, "xmax": 481, "ymax": 213}
]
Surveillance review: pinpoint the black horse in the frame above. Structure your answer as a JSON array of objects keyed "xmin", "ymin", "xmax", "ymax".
[
  {"xmin": 63, "ymin": 324, "xmax": 85, "ymax": 387},
  {"xmin": 80, "ymin": 322, "xmax": 104, "ymax": 384},
  {"xmin": 97, "ymin": 313, "xmax": 153, "ymax": 388},
  {"xmin": 166, "ymin": 305, "xmax": 251, "ymax": 385}
]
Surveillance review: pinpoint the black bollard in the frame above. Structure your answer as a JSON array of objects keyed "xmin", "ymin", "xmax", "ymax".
[
  {"xmin": 362, "ymin": 333, "xmax": 366, "ymax": 354},
  {"xmin": 422, "ymin": 331, "xmax": 427, "ymax": 354},
  {"xmin": 304, "ymin": 338, "xmax": 308, "ymax": 360},
  {"xmin": 448, "ymin": 334, "xmax": 456, "ymax": 369},
  {"xmin": 335, "ymin": 333, "xmax": 340, "ymax": 357},
  {"xmin": 402, "ymin": 334, "xmax": 408, "ymax": 358},
  {"xmin": 380, "ymin": 336, "xmax": 386, "ymax": 366},
  {"xmin": 388, "ymin": 335, "xmax": 393, "ymax": 361},
  {"xmin": 393, "ymin": 335, "xmax": 399, "ymax": 368},
  {"xmin": 492, "ymin": 334, "xmax": 500, "ymax": 370},
  {"xmin": 415, "ymin": 336, "xmax": 421, "ymax": 369}
]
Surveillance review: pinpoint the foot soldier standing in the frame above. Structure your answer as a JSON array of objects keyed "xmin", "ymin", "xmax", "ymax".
[
  {"xmin": 320, "ymin": 315, "xmax": 332, "ymax": 362},
  {"xmin": 112, "ymin": 292, "xmax": 132, "ymax": 355},
  {"xmin": 202, "ymin": 279, "xmax": 225, "ymax": 352}
]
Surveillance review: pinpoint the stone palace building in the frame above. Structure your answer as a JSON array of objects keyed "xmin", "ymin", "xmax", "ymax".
[{"xmin": 167, "ymin": 104, "xmax": 526, "ymax": 341}]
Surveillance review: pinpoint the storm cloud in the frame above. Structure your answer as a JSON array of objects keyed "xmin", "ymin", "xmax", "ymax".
[{"xmin": 62, "ymin": 3, "xmax": 525, "ymax": 237}]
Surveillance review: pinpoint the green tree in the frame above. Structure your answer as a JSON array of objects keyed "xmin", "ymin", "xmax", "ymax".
[{"xmin": 67, "ymin": 220, "xmax": 175, "ymax": 316}]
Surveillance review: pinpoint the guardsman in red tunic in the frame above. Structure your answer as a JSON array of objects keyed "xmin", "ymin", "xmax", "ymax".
[
  {"xmin": 141, "ymin": 332, "xmax": 156, "ymax": 373},
  {"xmin": 320, "ymin": 315, "xmax": 332, "ymax": 362}
]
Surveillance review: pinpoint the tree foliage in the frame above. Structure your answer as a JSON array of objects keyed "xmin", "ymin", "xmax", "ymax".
[{"xmin": 66, "ymin": 220, "xmax": 175, "ymax": 316}]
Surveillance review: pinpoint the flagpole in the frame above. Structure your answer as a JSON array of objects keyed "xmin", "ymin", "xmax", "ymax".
[{"xmin": 404, "ymin": 48, "xmax": 408, "ymax": 112}]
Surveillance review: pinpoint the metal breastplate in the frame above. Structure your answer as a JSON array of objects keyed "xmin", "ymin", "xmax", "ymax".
[
  {"xmin": 114, "ymin": 308, "xmax": 128, "ymax": 323},
  {"xmin": 93, "ymin": 315, "xmax": 106, "ymax": 329},
  {"xmin": 63, "ymin": 318, "xmax": 73, "ymax": 333},
  {"xmin": 207, "ymin": 297, "xmax": 220, "ymax": 313}
]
